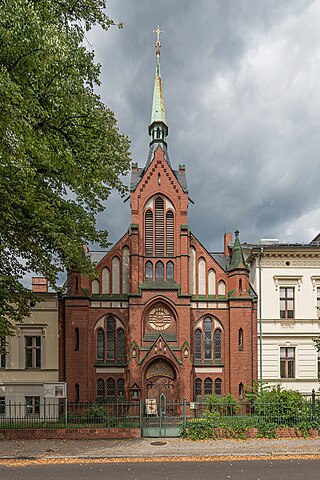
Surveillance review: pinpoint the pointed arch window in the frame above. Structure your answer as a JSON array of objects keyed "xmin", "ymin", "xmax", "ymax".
[
  {"xmin": 145, "ymin": 261, "xmax": 153, "ymax": 280},
  {"xmin": 145, "ymin": 210, "xmax": 153, "ymax": 257},
  {"xmin": 166, "ymin": 261, "xmax": 174, "ymax": 280},
  {"xmin": 97, "ymin": 328, "xmax": 104, "ymax": 361},
  {"xmin": 239, "ymin": 328, "xmax": 243, "ymax": 351},
  {"xmin": 102, "ymin": 267, "xmax": 110, "ymax": 294},
  {"xmin": 195, "ymin": 329, "xmax": 202, "ymax": 361},
  {"xmin": 117, "ymin": 328, "xmax": 125, "ymax": 362},
  {"xmin": 155, "ymin": 197, "xmax": 164, "ymax": 256},
  {"xmin": 106, "ymin": 378, "xmax": 115, "ymax": 398},
  {"xmin": 218, "ymin": 280, "xmax": 226, "ymax": 296},
  {"xmin": 215, "ymin": 378, "xmax": 222, "ymax": 396},
  {"xmin": 195, "ymin": 378, "xmax": 202, "ymax": 398},
  {"xmin": 92, "ymin": 279, "xmax": 100, "ymax": 295},
  {"xmin": 239, "ymin": 382, "xmax": 244, "ymax": 398},
  {"xmin": 204, "ymin": 377, "xmax": 213, "ymax": 396},
  {"xmin": 97, "ymin": 379, "xmax": 104, "ymax": 399},
  {"xmin": 75, "ymin": 384, "xmax": 80, "ymax": 403},
  {"xmin": 214, "ymin": 329, "xmax": 222, "ymax": 360},
  {"xmin": 166, "ymin": 211, "xmax": 174, "ymax": 256},
  {"xmin": 74, "ymin": 327, "xmax": 79, "ymax": 351},
  {"xmin": 156, "ymin": 261, "xmax": 164, "ymax": 279},
  {"xmin": 117, "ymin": 378, "xmax": 125, "ymax": 398},
  {"xmin": 204, "ymin": 318, "xmax": 212, "ymax": 360},
  {"xmin": 106, "ymin": 317, "xmax": 115, "ymax": 360}
]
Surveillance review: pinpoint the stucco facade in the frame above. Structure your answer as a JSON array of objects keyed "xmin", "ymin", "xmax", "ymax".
[
  {"xmin": 246, "ymin": 242, "xmax": 320, "ymax": 394},
  {"xmin": 0, "ymin": 280, "xmax": 59, "ymax": 414}
]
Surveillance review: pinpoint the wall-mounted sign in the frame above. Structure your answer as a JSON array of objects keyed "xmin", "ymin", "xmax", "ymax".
[{"xmin": 44, "ymin": 382, "xmax": 67, "ymax": 399}]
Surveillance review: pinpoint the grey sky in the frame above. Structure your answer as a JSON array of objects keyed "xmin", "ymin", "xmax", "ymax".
[{"xmin": 88, "ymin": 0, "xmax": 320, "ymax": 252}]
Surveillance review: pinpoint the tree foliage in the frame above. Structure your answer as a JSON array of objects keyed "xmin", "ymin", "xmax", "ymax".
[{"xmin": 0, "ymin": 0, "xmax": 130, "ymax": 342}]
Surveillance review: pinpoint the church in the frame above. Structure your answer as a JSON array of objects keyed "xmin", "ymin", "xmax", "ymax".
[{"xmin": 59, "ymin": 29, "xmax": 258, "ymax": 405}]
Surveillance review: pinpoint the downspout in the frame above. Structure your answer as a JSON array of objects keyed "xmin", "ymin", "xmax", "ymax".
[{"xmin": 258, "ymin": 247, "xmax": 263, "ymax": 384}]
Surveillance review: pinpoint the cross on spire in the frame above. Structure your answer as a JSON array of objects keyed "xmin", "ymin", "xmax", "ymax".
[{"xmin": 153, "ymin": 25, "xmax": 163, "ymax": 54}]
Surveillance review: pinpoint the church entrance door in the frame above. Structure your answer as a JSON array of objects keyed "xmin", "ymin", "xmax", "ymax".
[{"xmin": 142, "ymin": 359, "xmax": 184, "ymax": 437}]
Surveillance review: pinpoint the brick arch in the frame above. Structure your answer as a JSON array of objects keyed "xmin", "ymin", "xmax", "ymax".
[
  {"xmin": 143, "ymin": 299, "xmax": 177, "ymax": 339},
  {"xmin": 142, "ymin": 356, "xmax": 180, "ymax": 403}
]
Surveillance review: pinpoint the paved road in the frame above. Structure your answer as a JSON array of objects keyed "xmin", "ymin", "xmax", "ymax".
[{"xmin": 1, "ymin": 460, "xmax": 320, "ymax": 480}]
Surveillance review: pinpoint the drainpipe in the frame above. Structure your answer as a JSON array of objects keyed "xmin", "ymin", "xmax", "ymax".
[{"xmin": 258, "ymin": 247, "xmax": 263, "ymax": 385}]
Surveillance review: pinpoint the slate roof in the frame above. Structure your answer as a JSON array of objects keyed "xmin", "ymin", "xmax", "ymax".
[
  {"xmin": 210, "ymin": 253, "xmax": 231, "ymax": 272},
  {"xmin": 130, "ymin": 142, "xmax": 188, "ymax": 193}
]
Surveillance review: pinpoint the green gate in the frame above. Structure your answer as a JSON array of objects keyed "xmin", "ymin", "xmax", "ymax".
[{"xmin": 141, "ymin": 395, "xmax": 186, "ymax": 437}]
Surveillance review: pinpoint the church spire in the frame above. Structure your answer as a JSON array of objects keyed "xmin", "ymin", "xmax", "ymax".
[{"xmin": 148, "ymin": 26, "xmax": 168, "ymax": 146}]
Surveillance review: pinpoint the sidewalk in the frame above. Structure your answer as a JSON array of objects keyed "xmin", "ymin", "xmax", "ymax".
[{"xmin": 1, "ymin": 437, "xmax": 320, "ymax": 460}]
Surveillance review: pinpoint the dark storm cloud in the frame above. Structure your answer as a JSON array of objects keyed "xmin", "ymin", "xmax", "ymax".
[{"xmin": 88, "ymin": 0, "xmax": 320, "ymax": 250}]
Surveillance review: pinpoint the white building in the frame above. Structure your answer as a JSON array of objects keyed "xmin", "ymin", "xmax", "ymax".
[
  {"xmin": 0, "ymin": 278, "xmax": 59, "ymax": 416},
  {"xmin": 246, "ymin": 237, "xmax": 320, "ymax": 395}
]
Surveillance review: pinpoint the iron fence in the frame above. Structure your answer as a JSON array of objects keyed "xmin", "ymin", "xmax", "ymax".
[
  {"xmin": 1, "ymin": 392, "xmax": 320, "ymax": 430},
  {"xmin": 0, "ymin": 400, "xmax": 141, "ymax": 429}
]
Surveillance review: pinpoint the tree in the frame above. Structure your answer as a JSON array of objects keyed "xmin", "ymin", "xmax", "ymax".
[{"xmin": 0, "ymin": 0, "xmax": 131, "ymax": 345}]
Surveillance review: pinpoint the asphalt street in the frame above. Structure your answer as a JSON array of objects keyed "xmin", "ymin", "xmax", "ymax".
[{"xmin": 1, "ymin": 460, "xmax": 320, "ymax": 480}]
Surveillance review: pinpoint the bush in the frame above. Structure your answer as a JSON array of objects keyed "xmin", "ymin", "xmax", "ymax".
[
  {"xmin": 253, "ymin": 385, "xmax": 309, "ymax": 426},
  {"xmin": 206, "ymin": 393, "xmax": 239, "ymax": 417}
]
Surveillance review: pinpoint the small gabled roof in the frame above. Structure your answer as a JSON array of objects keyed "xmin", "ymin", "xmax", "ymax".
[{"xmin": 226, "ymin": 230, "xmax": 250, "ymax": 272}]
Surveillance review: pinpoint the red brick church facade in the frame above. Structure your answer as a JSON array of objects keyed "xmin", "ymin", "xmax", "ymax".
[{"xmin": 59, "ymin": 38, "xmax": 257, "ymax": 405}]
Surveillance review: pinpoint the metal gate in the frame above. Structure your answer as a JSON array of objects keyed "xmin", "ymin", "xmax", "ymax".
[{"xmin": 141, "ymin": 394, "xmax": 186, "ymax": 437}]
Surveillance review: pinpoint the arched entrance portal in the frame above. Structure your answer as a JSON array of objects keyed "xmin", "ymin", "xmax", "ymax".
[{"xmin": 145, "ymin": 358, "xmax": 177, "ymax": 405}]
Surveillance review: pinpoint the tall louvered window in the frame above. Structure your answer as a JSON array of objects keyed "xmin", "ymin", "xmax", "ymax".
[
  {"xmin": 155, "ymin": 197, "xmax": 164, "ymax": 256},
  {"xmin": 166, "ymin": 211, "xmax": 174, "ymax": 256},
  {"xmin": 145, "ymin": 210, "xmax": 153, "ymax": 256},
  {"xmin": 106, "ymin": 317, "xmax": 115, "ymax": 360}
]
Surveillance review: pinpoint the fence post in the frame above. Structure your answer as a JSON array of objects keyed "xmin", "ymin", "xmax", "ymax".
[
  {"xmin": 183, "ymin": 399, "xmax": 187, "ymax": 428},
  {"xmin": 139, "ymin": 399, "xmax": 143, "ymax": 430},
  {"xmin": 312, "ymin": 389, "xmax": 316, "ymax": 422}
]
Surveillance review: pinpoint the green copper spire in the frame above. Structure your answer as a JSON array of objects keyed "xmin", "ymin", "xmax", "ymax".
[
  {"xmin": 148, "ymin": 26, "xmax": 168, "ymax": 145},
  {"xmin": 227, "ymin": 230, "xmax": 250, "ymax": 272}
]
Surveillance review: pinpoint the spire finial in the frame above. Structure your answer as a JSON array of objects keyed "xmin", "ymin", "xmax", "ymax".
[{"xmin": 153, "ymin": 25, "xmax": 163, "ymax": 55}]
